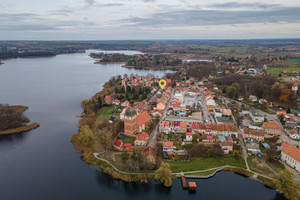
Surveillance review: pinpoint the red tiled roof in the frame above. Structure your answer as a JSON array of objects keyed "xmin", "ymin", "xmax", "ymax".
[
  {"xmin": 114, "ymin": 139, "xmax": 123, "ymax": 147},
  {"xmin": 192, "ymin": 123, "xmax": 200, "ymax": 129},
  {"xmin": 180, "ymin": 122, "xmax": 187, "ymax": 128},
  {"xmin": 263, "ymin": 122, "xmax": 281, "ymax": 130},
  {"xmin": 281, "ymin": 141, "xmax": 291, "ymax": 148},
  {"xmin": 136, "ymin": 110, "xmax": 152, "ymax": 126},
  {"xmin": 282, "ymin": 146, "xmax": 300, "ymax": 162},
  {"xmin": 243, "ymin": 127, "xmax": 264, "ymax": 137},
  {"xmin": 123, "ymin": 143, "xmax": 132, "ymax": 148},
  {"xmin": 140, "ymin": 131, "xmax": 149, "ymax": 139},
  {"xmin": 163, "ymin": 141, "xmax": 174, "ymax": 147},
  {"xmin": 186, "ymin": 132, "xmax": 193, "ymax": 136}
]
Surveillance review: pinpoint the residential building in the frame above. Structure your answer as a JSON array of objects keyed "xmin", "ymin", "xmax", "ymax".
[
  {"xmin": 113, "ymin": 139, "xmax": 123, "ymax": 151},
  {"xmin": 249, "ymin": 109, "xmax": 264, "ymax": 123},
  {"xmin": 263, "ymin": 122, "xmax": 281, "ymax": 136},
  {"xmin": 220, "ymin": 141, "xmax": 233, "ymax": 154},
  {"xmin": 163, "ymin": 141, "xmax": 176, "ymax": 152},
  {"xmin": 289, "ymin": 130, "xmax": 300, "ymax": 140},
  {"xmin": 134, "ymin": 132, "xmax": 149, "ymax": 146},
  {"xmin": 281, "ymin": 146, "xmax": 300, "ymax": 173},
  {"xmin": 242, "ymin": 126, "xmax": 264, "ymax": 142},
  {"xmin": 186, "ymin": 132, "xmax": 193, "ymax": 142}
]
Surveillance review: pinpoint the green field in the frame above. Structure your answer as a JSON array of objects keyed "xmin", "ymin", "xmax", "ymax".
[
  {"xmin": 168, "ymin": 157, "xmax": 246, "ymax": 173},
  {"xmin": 255, "ymin": 52, "xmax": 290, "ymax": 56},
  {"xmin": 96, "ymin": 107, "xmax": 116, "ymax": 119},
  {"xmin": 289, "ymin": 58, "xmax": 300, "ymax": 63},
  {"xmin": 266, "ymin": 66, "xmax": 300, "ymax": 75}
]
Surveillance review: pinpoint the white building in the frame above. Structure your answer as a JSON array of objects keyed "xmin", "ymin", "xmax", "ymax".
[
  {"xmin": 281, "ymin": 146, "xmax": 300, "ymax": 173},
  {"xmin": 249, "ymin": 109, "xmax": 264, "ymax": 123},
  {"xmin": 186, "ymin": 132, "xmax": 193, "ymax": 142}
]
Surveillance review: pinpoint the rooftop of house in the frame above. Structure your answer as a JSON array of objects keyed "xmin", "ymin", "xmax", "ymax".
[
  {"xmin": 163, "ymin": 141, "xmax": 174, "ymax": 147},
  {"xmin": 263, "ymin": 122, "xmax": 281, "ymax": 130},
  {"xmin": 282, "ymin": 146, "xmax": 300, "ymax": 162},
  {"xmin": 249, "ymin": 109, "xmax": 263, "ymax": 117},
  {"xmin": 243, "ymin": 127, "xmax": 265, "ymax": 136}
]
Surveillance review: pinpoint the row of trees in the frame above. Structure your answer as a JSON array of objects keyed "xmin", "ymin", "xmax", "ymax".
[
  {"xmin": 217, "ymin": 74, "xmax": 297, "ymax": 105},
  {"xmin": 188, "ymin": 143, "xmax": 224, "ymax": 158},
  {"xmin": 0, "ymin": 104, "xmax": 29, "ymax": 131}
]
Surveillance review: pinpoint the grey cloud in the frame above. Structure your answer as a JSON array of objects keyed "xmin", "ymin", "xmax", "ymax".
[
  {"xmin": 123, "ymin": 6, "xmax": 300, "ymax": 27},
  {"xmin": 0, "ymin": 24, "xmax": 61, "ymax": 31},
  {"xmin": 208, "ymin": 2, "xmax": 281, "ymax": 10},
  {"xmin": 84, "ymin": 0, "xmax": 96, "ymax": 6}
]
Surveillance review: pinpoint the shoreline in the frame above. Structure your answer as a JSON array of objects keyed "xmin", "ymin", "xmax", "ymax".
[
  {"xmin": 122, "ymin": 65, "xmax": 183, "ymax": 70},
  {"xmin": 0, "ymin": 122, "xmax": 40, "ymax": 135}
]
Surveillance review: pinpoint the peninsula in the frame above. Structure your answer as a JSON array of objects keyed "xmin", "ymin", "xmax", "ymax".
[{"xmin": 0, "ymin": 104, "xmax": 39, "ymax": 135}]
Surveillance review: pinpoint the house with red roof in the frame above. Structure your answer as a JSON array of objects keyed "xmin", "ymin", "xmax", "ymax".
[
  {"xmin": 263, "ymin": 122, "xmax": 281, "ymax": 136},
  {"xmin": 292, "ymin": 82, "xmax": 298, "ymax": 92},
  {"xmin": 289, "ymin": 130, "xmax": 300, "ymax": 140},
  {"xmin": 163, "ymin": 141, "xmax": 176, "ymax": 151},
  {"xmin": 220, "ymin": 141, "xmax": 233, "ymax": 154},
  {"xmin": 281, "ymin": 146, "xmax": 300, "ymax": 173},
  {"xmin": 277, "ymin": 109, "xmax": 287, "ymax": 116},
  {"xmin": 134, "ymin": 132, "xmax": 149, "ymax": 146},
  {"xmin": 112, "ymin": 99, "xmax": 120, "ymax": 105},
  {"xmin": 105, "ymin": 95, "xmax": 114, "ymax": 105},
  {"xmin": 121, "ymin": 100, "xmax": 130, "ymax": 107},
  {"xmin": 179, "ymin": 122, "xmax": 187, "ymax": 133},
  {"xmin": 242, "ymin": 127, "xmax": 264, "ymax": 142},
  {"xmin": 186, "ymin": 132, "xmax": 193, "ymax": 142},
  {"xmin": 113, "ymin": 139, "xmax": 123, "ymax": 151}
]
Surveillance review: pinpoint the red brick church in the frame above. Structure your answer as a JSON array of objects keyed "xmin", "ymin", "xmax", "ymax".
[{"xmin": 124, "ymin": 106, "xmax": 152, "ymax": 136}]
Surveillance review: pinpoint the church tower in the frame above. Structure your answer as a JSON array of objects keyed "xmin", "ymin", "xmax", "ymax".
[{"xmin": 124, "ymin": 106, "xmax": 137, "ymax": 136}]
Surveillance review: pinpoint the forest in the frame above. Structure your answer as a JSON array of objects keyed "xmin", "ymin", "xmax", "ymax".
[{"xmin": 0, "ymin": 104, "xmax": 30, "ymax": 131}]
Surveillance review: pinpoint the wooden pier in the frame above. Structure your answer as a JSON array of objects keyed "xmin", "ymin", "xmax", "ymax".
[{"xmin": 180, "ymin": 175, "xmax": 187, "ymax": 189}]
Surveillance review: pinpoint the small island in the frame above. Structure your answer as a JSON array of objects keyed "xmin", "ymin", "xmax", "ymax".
[
  {"xmin": 90, "ymin": 53, "xmax": 183, "ymax": 69},
  {"xmin": 0, "ymin": 104, "xmax": 39, "ymax": 135}
]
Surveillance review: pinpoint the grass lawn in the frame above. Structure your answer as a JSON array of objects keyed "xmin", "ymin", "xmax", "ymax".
[
  {"xmin": 289, "ymin": 58, "xmax": 300, "ymax": 63},
  {"xmin": 122, "ymin": 136, "xmax": 136, "ymax": 144},
  {"xmin": 96, "ymin": 107, "xmax": 116, "ymax": 119},
  {"xmin": 266, "ymin": 66, "xmax": 300, "ymax": 75},
  {"xmin": 247, "ymin": 155, "xmax": 275, "ymax": 176},
  {"xmin": 268, "ymin": 161, "xmax": 285, "ymax": 173},
  {"xmin": 186, "ymin": 169, "xmax": 216, "ymax": 176},
  {"xmin": 168, "ymin": 157, "xmax": 246, "ymax": 173}
]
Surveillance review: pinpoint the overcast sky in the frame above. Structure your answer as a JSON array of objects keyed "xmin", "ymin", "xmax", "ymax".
[{"xmin": 0, "ymin": 0, "xmax": 300, "ymax": 40}]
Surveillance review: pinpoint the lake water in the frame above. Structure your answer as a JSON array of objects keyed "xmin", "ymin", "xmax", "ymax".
[{"xmin": 0, "ymin": 50, "xmax": 279, "ymax": 200}]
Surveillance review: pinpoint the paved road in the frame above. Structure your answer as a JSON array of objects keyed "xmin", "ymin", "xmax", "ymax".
[
  {"xmin": 199, "ymin": 87, "xmax": 212, "ymax": 124},
  {"xmin": 148, "ymin": 88, "xmax": 175, "ymax": 148}
]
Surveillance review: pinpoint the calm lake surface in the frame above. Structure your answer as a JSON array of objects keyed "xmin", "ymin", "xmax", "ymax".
[{"xmin": 0, "ymin": 50, "xmax": 279, "ymax": 200}]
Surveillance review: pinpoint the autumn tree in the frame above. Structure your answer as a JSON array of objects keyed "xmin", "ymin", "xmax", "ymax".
[
  {"xmin": 78, "ymin": 125, "xmax": 93, "ymax": 147},
  {"xmin": 274, "ymin": 169, "xmax": 300, "ymax": 200},
  {"xmin": 154, "ymin": 162, "xmax": 172, "ymax": 187},
  {"xmin": 279, "ymin": 88, "xmax": 291, "ymax": 103}
]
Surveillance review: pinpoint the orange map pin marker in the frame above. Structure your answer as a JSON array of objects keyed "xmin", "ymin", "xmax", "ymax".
[{"xmin": 159, "ymin": 79, "xmax": 167, "ymax": 89}]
